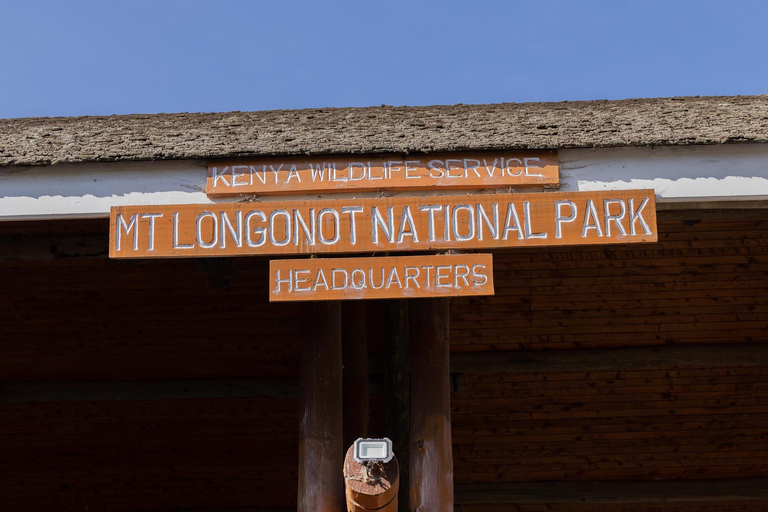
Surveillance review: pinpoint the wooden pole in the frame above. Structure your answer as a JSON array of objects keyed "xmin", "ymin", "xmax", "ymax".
[
  {"xmin": 343, "ymin": 445, "xmax": 399, "ymax": 511},
  {"xmin": 383, "ymin": 299, "xmax": 409, "ymax": 512},
  {"xmin": 343, "ymin": 301, "xmax": 369, "ymax": 449},
  {"xmin": 408, "ymin": 298, "xmax": 453, "ymax": 511},
  {"xmin": 298, "ymin": 301, "xmax": 344, "ymax": 512}
]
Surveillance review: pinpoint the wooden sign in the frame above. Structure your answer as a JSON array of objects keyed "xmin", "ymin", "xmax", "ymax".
[
  {"xmin": 206, "ymin": 150, "xmax": 558, "ymax": 196},
  {"xmin": 109, "ymin": 189, "xmax": 657, "ymax": 259},
  {"xmin": 270, "ymin": 254, "xmax": 494, "ymax": 302}
]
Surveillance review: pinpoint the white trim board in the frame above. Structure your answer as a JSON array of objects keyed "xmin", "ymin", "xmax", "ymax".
[
  {"xmin": 559, "ymin": 144, "xmax": 768, "ymax": 202},
  {"xmin": 1, "ymin": 144, "xmax": 767, "ymax": 221}
]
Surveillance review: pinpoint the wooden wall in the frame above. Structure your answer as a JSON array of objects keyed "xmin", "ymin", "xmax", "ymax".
[
  {"xmin": 1, "ymin": 215, "xmax": 767, "ymax": 510},
  {"xmin": 452, "ymin": 365, "xmax": 768, "ymax": 482},
  {"xmin": 3, "ymin": 397, "xmax": 299, "ymax": 510},
  {"xmin": 451, "ymin": 218, "xmax": 768, "ymax": 352},
  {"xmin": 450, "ymin": 217, "xmax": 768, "ymax": 489}
]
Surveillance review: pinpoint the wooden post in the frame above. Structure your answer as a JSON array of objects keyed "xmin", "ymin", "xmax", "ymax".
[
  {"xmin": 409, "ymin": 298, "xmax": 453, "ymax": 511},
  {"xmin": 343, "ymin": 445, "xmax": 399, "ymax": 511},
  {"xmin": 343, "ymin": 301, "xmax": 369, "ymax": 449},
  {"xmin": 298, "ymin": 301, "xmax": 344, "ymax": 512},
  {"xmin": 383, "ymin": 299, "xmax": 409, "ymax": 512}
]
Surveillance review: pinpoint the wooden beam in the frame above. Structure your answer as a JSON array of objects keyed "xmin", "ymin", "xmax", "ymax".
[
  {"xmin": 454, "ymin": 478, "xmax": 768, "ymax": 505},
  {"xmin": 298, "ymin": 301, "xmax": 344, "ymax": 512},
  {"xmin": 409, "ymin": 298, "xmax": 453, "ymax": 511},
  {"xmin": 7, "ymin": 343, "xmax": 768, "ymax": 404},
  {"xmin": 342, "ymin": 301, "xmax": 369, "ymax": 449},
  {"xmin": 657, "ymin": 199, "xmax": 768, "ymax": 210},
  {"xmin": 383, "ymin": 299, "xmax": 410, "ymax": 512},
  {"xmin": 451, "ymin": 343, "xmax": 768, "ymax": 374},
  {"xmin": 0, "ymin": 378, "xmax": 299, "ymax": 404},
  {"xmin": 4, "ymin": 144, "xmax": 768, "ymax": 222},
  {"xmin": 658, "ymin": 208, "xmax": 768, "ymax": 221},
  {"xmin": 0, "ymin": 233, "xmax": 107, "ymax": 260}
]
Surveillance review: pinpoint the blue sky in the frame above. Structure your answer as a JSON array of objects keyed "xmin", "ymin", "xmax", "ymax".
[{"xmin": 1, "ymin": 0, "xmax": 767, "ymax": 118}]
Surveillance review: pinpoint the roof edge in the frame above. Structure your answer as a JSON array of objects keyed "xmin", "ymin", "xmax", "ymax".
[{"xmin": 1, "ymin": 95, "xmax": 767, "ymax": 167}]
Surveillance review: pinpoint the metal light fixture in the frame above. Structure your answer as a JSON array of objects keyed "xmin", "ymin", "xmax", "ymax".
[{"xmin": 353, "ymin": 437, "xmax": 393, "ymax": 463}]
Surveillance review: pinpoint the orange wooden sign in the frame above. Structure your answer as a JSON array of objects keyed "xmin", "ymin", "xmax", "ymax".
[
  {"xmin": 109, "ymin": 189, "xmax": 657, "ymax": 259},
  {"xmin": 206, "ymin": 150, "xmax": 558, "ymax": 196},
  {"xmin": 269, "ymin": 253, "xmax": 494, "ymax": 302}
]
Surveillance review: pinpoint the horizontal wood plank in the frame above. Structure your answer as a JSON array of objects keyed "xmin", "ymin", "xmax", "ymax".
[
  {"xmin": 206, "ymin": 150, "xmax": 559, "ymax": 196},
  {"xmin": 109, "ymin": 190, "xmax": 657, "ymax": 258},
  {"xmin": 269, "ymin": 253, "xmax": 494, "ymax": 301}
]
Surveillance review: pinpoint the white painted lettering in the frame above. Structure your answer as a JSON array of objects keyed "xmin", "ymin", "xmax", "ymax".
[
  {"xmin": 427, "ymin": 160, "xmax": 445, "ymax": 178},
  {"xmin": 397, "ymin": 205, "xmax": 419, "ymax": 243},
  {"xmin": 231, "ymin": 166, "xmax": 248, "ymax": 187},
  {"xmin": 524, "ymin": 157, "xmax": 545, "ymax": 177},
  {"xmin": 369, "ymin": 268, "xmax": 386, "ymax": 289},
  {"xmin": 332, "ymin": 269, "xmax": 348, "ymax": 290},
  {"xmin": 419, "ymin": 204, "xmax": 442, "ymax": 242},
  {"xmin": 385, "ymin": 267, "xmax": 402, "ymax": 289},
  {"xmin": 405, "ymin": 160, "xmax": 420, "ymax": 179},
  {"xmin": 444, "ymin": 204, "xmax": 451, "ymax": 241},
  {"xmin": 350, "ymin": 269, "xmax": 366, "ymax": 289},
  {"xmin": 196, "ymin": 211, "xmax": 218, "ymax": 249},
  {"xmin": 140, "ymin": 213, "xmax": 162, "ymax": 252},
  {"xmin": 421, "ymin": 265, "xmax": 434, "ymax": 288},
  {"xmin": 349, "ymin": 162, "xmax": 366, "ymax": 181},
  {"xmin": 477, "ymin": 203, "xmax": 499, "ymax": 241},
  {"xmin": 472, "ymin": 264, "xmax": 488, "ymax": 285},
  {"xmin": 286, "ymin": 164, "xmax": 301, "ymax": 183},
  {"xmin": 332, "ymin": 162, "xmax": 347, "ymax": 182},
  {"xmin": 173, "ymin": 212, "xmax": 193, "ymax": 249},
  {"xmin": 116, "ymin": 213, "xmax": 138, "ymax": 251},
  {"xmin": 387, "ymin": 160, "xmax": 403, "ymax": 179},
  {"xmin": 436, "ymin": 266, "xmax": 451, "ymax": 287},
  {"xmin": 293, "ymin": 209, "xmax": 316, "ymax": 247},
  {"xmin": 342, "ymin": 206, "xmax": 364, "ymax": 245},
  {"xmin": 582, "ymin": 199, "xmax": 604, "ymax": 237},
  {"xmin": 250, "ymin": 165, "xmax": 267, "ymax": 185},
  {"xmin": 504, "ymin": 157, "xmax": 523, "ymax": 176},
  {"xmin": 371, "ymin": 206, "xmax": 395, "ymax": 244},
  {"xmin": 446, "ymin": 159, "xmax": 463, "ymax": 178},
  {"xmin": 604, "ymin": 199, "xmax": 627, "ymax": 237},
  {"xmin": 269, "ymin": 164, "xmax": 283, "ymax": 184},
  {"xmin": 452, "ymin": 204, "xmax": 475, "ymax": 242},
  {"xmin": 310, "ymin": 163, "xmax": 329, "ymax": 181},
  {"xmin": 212, "ymin": 166, "xmax": 230, "ymax": 187},
  {"xmin": 294, "ymin": 270, "xmax": 311, "ymax": 292},
  {"xmin": 502, "ymin": 203, "xmax": 524, "ymax": 240},
  {"xmin": 368, "ymin": 162, "xmax": 384, "ymax": 180},
  {"xmin": 269, "ymin": 209, "xmax": 291, "ymax": 246},
  {"xmin": 219, "ymin": 211, "xmax": 243, "ymax": 248},
  {"xmin": 318, "ymin": 208, "xmax": 341, "ymax": 245},
  {"xmin": 464, "ymin": 158, "xmax": 481, "ymax": 178},
  {"xmin": 274, "ymin": 269, "xmax": 292, "ymax": 293},
  {"xmin": 244, "ymin": 210, "xmax": 267, "ymax": 247},
  {"xmin": 554, "ymin": 200, "xmax": 577, "ymax": 239},
  {"xmin": 628, "ymin": 197, "xmax": 652, "ymax": 235},
  {"xmin": 312, "ymin": 269, "xmax": 329, "ymax": 291},
  {"xmin": 482, "ymin": 158, "xmax": 499, "ymax": 177},
  {"xmin": 454, "ymin": 265, "xmax": 470, "ymax": 287},
  {"xmin": 523, "ymin": 201, "xmax": 548, "ymax": 239},
  {"xmin": 404, "ymin": 266, "xmax": 420, "ymax": 288}
]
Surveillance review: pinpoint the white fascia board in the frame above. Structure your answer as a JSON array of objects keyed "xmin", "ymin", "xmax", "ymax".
[
  {"xmin": 559, "ymin": 144, "xmax": 768, "ymax": 203},
  {"xmin": 0, "ymin": 160, "xmax": 214, "ymax": 221},
  {"xmin": 1, "ymin": 144, "xmax": 768, "ymax": 221}
]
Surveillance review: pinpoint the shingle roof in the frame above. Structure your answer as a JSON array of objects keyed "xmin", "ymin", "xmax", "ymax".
[{"xmin": 1, "ymin": 95, "xmax": 767, "ymax": 167}]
